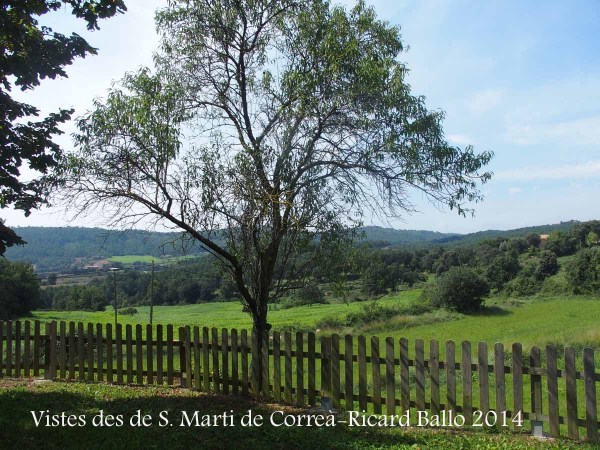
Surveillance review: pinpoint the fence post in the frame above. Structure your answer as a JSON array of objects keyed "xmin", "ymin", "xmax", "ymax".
[
  {"xmin": 583, "ymin": 348, "xmax": 598, "ymax": 443},
  {"xmin": 511, "ymin": 343, "xmax": 523, "ymax": 432},
  {"xmin": 546, "ymin": 345, "xmax": 559, "ymax": 437},
  {"xmin": 564, "ymin": 347, "xmax": 579, "ymax": 440},
  {"xmin": 530, "ymin": 346, "xmax": 543, "ymax": 437}
]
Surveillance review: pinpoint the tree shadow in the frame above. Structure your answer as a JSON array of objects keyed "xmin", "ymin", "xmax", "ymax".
[
  {"xmin": 473, "ymin": 305, "xmax": 512, "ymax": 317},
  {"xmin": 0, "ymin": 382, "xmax": 427, "ymax": 450}
]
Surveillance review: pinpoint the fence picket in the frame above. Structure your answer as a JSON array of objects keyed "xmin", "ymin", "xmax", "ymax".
[
  {"xmin": 116, "ymin": 324, "xmax": 123, "ymax": 384},
  {"xmin": 106, "ymin": 324, "xmax": 113, "ymax": 383},
  {"xmin": 478, "ymin": 342, "xmax": 489, "ymax": 415},
  {"xmin": 331, "ymin": 334, "xmax": 339, "ymax": 409},
  {"xmin": 494, "ymin": 343, "xmax": 505, "ymax": 415},
  {"xmin": 273, "ymin": 331, "xmax": 281, "ymax": 402},
  {"xmin": 321, "ymin": 336, "xmax": 331, "ymax": 406},
  {"xmin": 166, "ymin": 325, "xmax": 174, "ymax": 385},
  {"xmin": 583, "ymin": 348, "xmax": 598, "ymax": 442},
  {"xmin": 97, "ymin": 323, "xmax": 104, "ymax": 382},
  {"xmin": 136, "ymin": 325, "xmax": 143, "ymax": 385},
  {"xmin": 385, "ymin": 337, "xmax": 395, "ymax": 415},
  {"xmin": 185, "ymin": 326, "xmax": 192, "ymax": 389},
  {"xmin": 49, "ymin": 321, "xmax": 57, "ymax": 380},
  {"xmin": 446, "ymin": 340, "xmax": 456, "ymax": 413},
  {"xmin": 546, "ymin": 345, "xmax": 559, "ymax": 436},
  {"xmin": 126, "ymin": 324, "xmax": 133, "ymax": 384},
  {"xmin": 565, "ymin": 346, "xmax": 579, "ymax": 440},
  {"xmin": 430, "ymin": 340, "xmax": 440, "ymax": 416},
  {"xmin": 530, "ymin": 347, "xmax": 542, "ymax": 431},
  {"xmin": 78, "ymin": 322, "xmax": 85, "ymax": 381},
  {"xmin": 58, "ymin": 321, "xmax": 66, "ymax": 379},
  {"xmin": 193, "ymin": 327, "xmax": 201, "ymax": 391},
  {"xmin": 512, "ymin": 343, "xmax": 523, "ymax": 432},
  {"xmin": 297, "ymin": 331, "xmax": 305, "ymax": 407},
  {"xmin": 15, "ymin": 321, "xmax": 21, "ymax": 377},
  {"xmin": 6, "ymin": 322, "xmax": 12, "ymax": 377},
  {"xmin": 400, "ymin": 337, "xmax": 409, "ymax": 413},
  {"xmin": 203, "ymin": 327, "xmax": 210, "ymax": 392},
  {"xmin": 156, "ymin": 325, "xmax": 164, "ymax": 385},
  {"xmin": 308, "ymin": 332, "xmax": 316, "ymax": 406},
  {"xmin": 146, "ymin": 324, "xmax": 153, "ymax": 385},
  {"xmin": 416, "ymin": 339, "xmax": 425, "ymax": 413},
  {"xmin": 69, "ymin": 322, "xmax": 75, "ymax": 380},
  {"xmin": 345, "ymin": 335, "xmax": 354, "ymax": 411},
  {"xmin": 358, "ymin": 335, "xmax": 367, "ymax": 411},
  {"xmin": 34, "ymin": 321, "xmax": 40, "ymax": 376},
  {"xmin": 231, "ymin": 329, "xmax": 239, "ymax": 395},
  {"xmin": 241, "ymin": 329, "xmax": 248, "ymax": 395},
  {"xmin": 462, "ymin": 341, "xmax": 472, "ymax": 424},
  {"xmin": 87, "ymin": 323, "xmax": 94, "ymax": 382},
  {"xmin": 284, "ymin": 331, "xmax": 292, "ymax": 403},
  {"xmin": 212, "ymin": 328, "xmax": 220, "ymax": 392},
  {"xmin": 23, "ymin": 321, "xmax": 31, "ymax": 377},
  {"xmin": 222, "ymin": 329, "xmax": 229, "ymax": 395}
]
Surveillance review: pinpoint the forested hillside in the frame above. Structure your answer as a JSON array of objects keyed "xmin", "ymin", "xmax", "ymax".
[
  {"xmin": 5, "ymin": 226, "xmax": 458, "ymax": 270},
  {"xmin": 3, "ymin": 221, "xmax": 583, "ymax": 274}
]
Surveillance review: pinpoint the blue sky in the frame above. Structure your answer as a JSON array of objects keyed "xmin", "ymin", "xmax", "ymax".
[{"xmin": 4, "ymin": 0, "xmax": 600, "ymax": 233}]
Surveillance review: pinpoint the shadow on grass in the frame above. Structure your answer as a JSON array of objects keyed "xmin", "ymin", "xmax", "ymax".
[
  {"xmin": 473, "ymin": 305, "xmax": 512, "ymax": 317},
  {"xmin": 0, "ymin": 381, "xmax": 425, "ymax": 450}
]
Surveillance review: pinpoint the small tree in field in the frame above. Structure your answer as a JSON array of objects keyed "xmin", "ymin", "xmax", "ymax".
[
  {"xmin": 61, "ymin": 0, "xmax": 492, "ymax": 380},
  {"xmin": 431, "ymin": 266, "xmax": 490, "ymax": 312}
]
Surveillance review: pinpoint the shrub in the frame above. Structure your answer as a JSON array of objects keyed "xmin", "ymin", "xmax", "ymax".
[
  {"xmin": 536, "ymin": 249, "xmax": 559, "ymax": 280},
  {"xmin": 118, "ymin": 307, "xmax": 138, "ymax": 316},
  {"xmin": 566, "ymin": 247, "xmax": 600, "ymax": 294},
  {"xmin": 344, "ymin": 301, "xmax": 398, "ymax": 326},
  {"xmin": 504, "ymin": 274, "xmax": 541, "ymax": 297},
  {"xmin": 297, "ymin": 283, "xmax": 326, "ymax": 306},
  {"xmin": 0, "ymin": 259, "xmax": 40, "ymax": 320},
  {"xmin": 431, "ymin": 267, "xmax": 489, "ymax": 312}
]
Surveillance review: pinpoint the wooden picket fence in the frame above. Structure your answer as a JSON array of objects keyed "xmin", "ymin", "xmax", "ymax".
[{"xmin": 0, "ymin": 319, "xmax": 598, "ymax": 442}]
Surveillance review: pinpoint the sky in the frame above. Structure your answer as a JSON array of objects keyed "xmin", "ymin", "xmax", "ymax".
[{"xmin": 4, "ymin": 0, "xmax": 600, "ymax": 234}]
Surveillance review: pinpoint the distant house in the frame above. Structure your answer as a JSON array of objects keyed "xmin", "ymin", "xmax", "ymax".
[
  {"xmin": 539, "ymin": 234, "xmax": 550, "ymax": 247},
  {"xmin": 83, "ymin": 259, "xmax": 112, "ymax": 271}
]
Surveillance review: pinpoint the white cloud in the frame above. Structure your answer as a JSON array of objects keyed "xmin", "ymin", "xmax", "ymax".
[
  {"xmin": 495, "ymin": 160, "xmax": 600, "ymax": 181},
  {"xmin": 508, "ymin": 187, "xmax": 522, "ymax": 195},
  {"xmin": 506, "ymin": 115, "xmax": 600, "ymax": 146},
  {"xmin": 446, "ymin": 134, "xmax": 474, "ymax": 145},
  {"xmin": 466, "ymin": 89, "xmax": 503, "ymax": 115}
]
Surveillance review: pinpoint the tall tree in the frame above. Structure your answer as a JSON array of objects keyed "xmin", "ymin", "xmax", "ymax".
[
  {"xmin": 62, "ymin": 0, "xmax": 493, "ymax": 378},
  {"xmin": 0, "ymin": 0, "xmax": 127, "ymax": 254}
]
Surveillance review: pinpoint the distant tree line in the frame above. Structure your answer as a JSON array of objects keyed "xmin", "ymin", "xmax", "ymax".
[{"xmin": 3, "ymin": 220, "xmax": 600, "ymax": 319}]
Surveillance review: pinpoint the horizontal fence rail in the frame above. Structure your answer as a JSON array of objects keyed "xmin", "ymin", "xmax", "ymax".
[{"xmin": 0, "ymin": 320, "xmax": 598, "ymax": 442}]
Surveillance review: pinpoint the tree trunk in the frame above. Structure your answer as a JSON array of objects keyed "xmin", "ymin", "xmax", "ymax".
[{"xmin": 251, "ymin": 296, "xmax": 269, "ymax": 395}]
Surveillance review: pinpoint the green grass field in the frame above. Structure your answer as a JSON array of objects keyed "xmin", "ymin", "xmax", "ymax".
[
  {"xmin": 108, "ymin": 255, "xmax": 160, "ymax": 264},
  {"xmin": 0, "ymin": 379, "xmax": 591, "ymax": 449},
  {"xmin": 29, "ymin": 293, "xmax": 600, "ymax": 355},
  {"xmin": 107, "ymin": 254, "xmax": 199, "ymax": 265}
]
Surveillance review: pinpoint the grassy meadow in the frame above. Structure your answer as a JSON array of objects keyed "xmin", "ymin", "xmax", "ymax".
[
  {"xmin": 0, "ymin": 379, "xmax": 593, "ymax": 450},
  {"xmin": 28, "ymin": 292, "xmax": 600, "ymax": 356}
]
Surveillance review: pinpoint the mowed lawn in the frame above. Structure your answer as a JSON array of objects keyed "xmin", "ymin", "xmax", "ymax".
[
  {"xmin": 29, "ymin": 295, "xmax": 600, "ymax": 354},
  {"xmin": 0, "ymin": 379, "xmax": 591, "ymax": 449}
]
